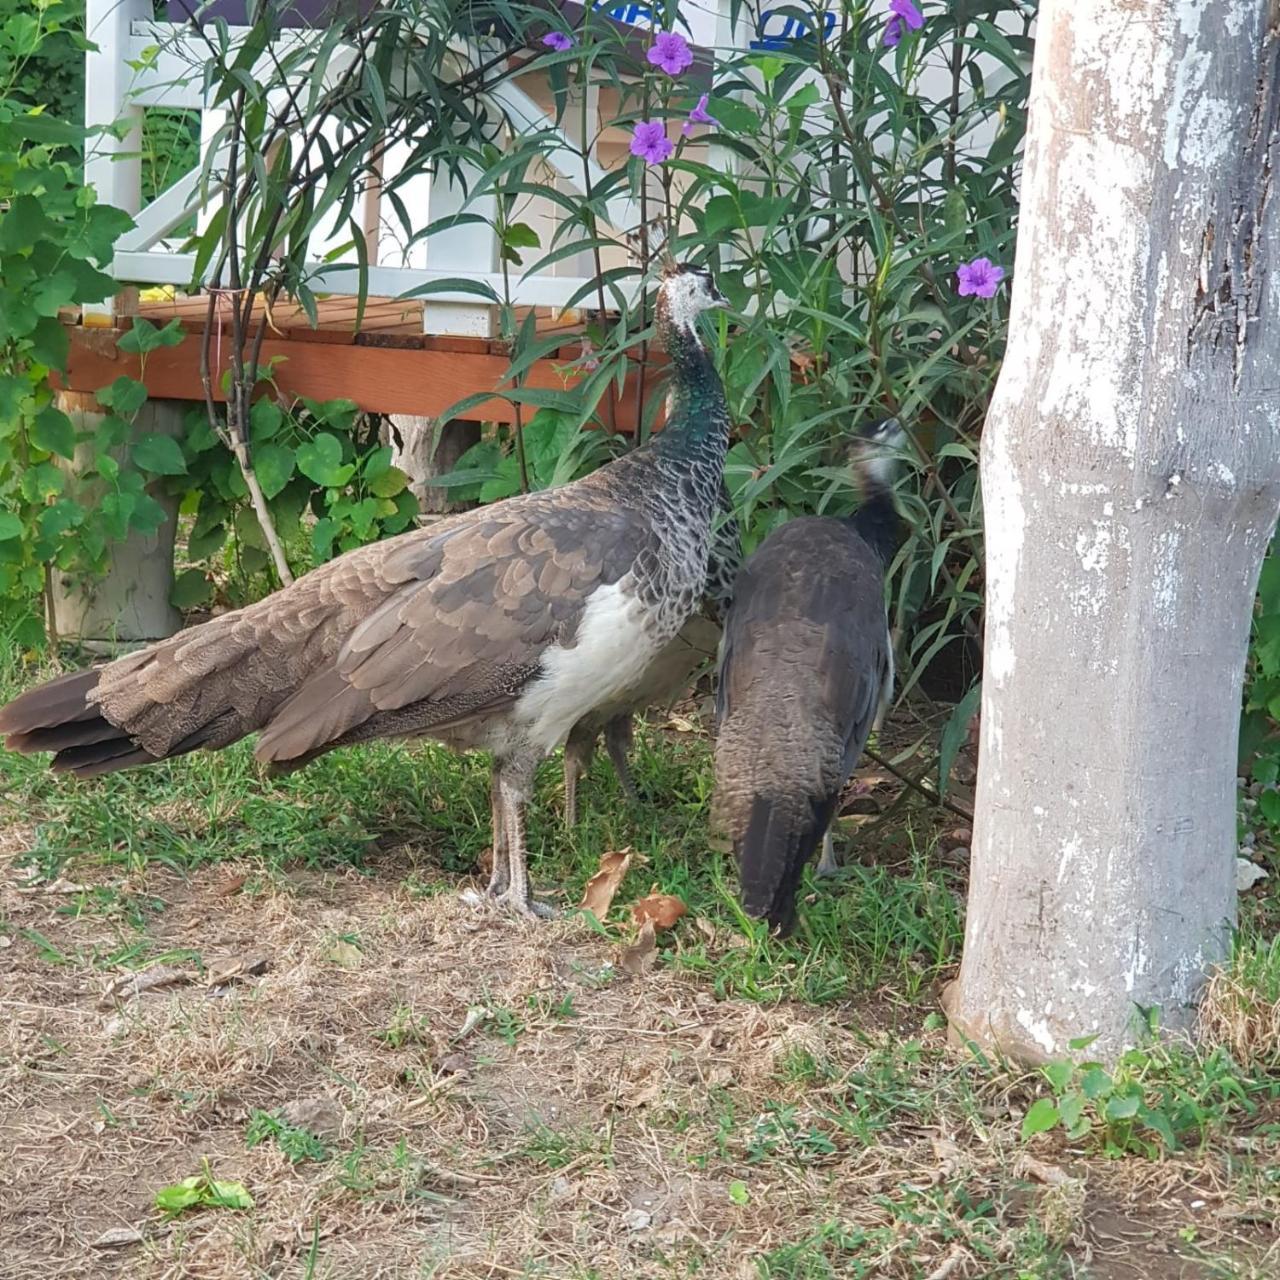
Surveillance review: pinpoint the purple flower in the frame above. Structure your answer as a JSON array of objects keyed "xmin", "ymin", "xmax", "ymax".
[
  {"xmin": 681, "ymin": 93, "xmax": 717, "ymax": 135},
  {"xmin": 647, "ymin": 30, "xmax": 693, "ymax": 77},
  {"xmin": 542, "ymin": 31, "xmax": 573, "ymax": 52},
  {"xmin": 956, "ymin": 256, "xmax": 1005, "ymax": 298},
  {"xmin": 883, "ymin": 0, "xmax": 924, "ymax": 47},
  {"xmin": 630, "ymin": 121, "xmax": 674, "ymax": 165}
]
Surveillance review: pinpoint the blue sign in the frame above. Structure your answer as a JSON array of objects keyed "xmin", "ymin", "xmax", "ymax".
[{"xmin": 750, "ymin": 9, "xmax": 837, "ymax": 51}]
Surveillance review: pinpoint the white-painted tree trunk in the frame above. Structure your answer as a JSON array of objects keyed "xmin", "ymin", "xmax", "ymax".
[
  {"xmin": 946, "ymin": 1, "xmax": 1280, "ymax": 1062},
  {"xmin": 50, "ymin": 394, "xmax": 184, "ymax": 649}
]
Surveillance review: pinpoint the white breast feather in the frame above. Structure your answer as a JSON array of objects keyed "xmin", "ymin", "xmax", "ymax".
[{"xmin": 516, "ymin": 581, "xmax": 659, "ymax": 752}]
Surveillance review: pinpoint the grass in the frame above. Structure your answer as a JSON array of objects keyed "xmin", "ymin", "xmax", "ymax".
[{"xmin": 3, "ymin": 645, "xmax": 1280, "ymax": 1279}]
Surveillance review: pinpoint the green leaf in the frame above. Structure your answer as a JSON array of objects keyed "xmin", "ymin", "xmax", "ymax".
[
  {"xmin": 98, "ymin": 376, "xmax": 148, "ymax": 416},
  {"xmin": 28, "ymin": 316, "xmax": 70, "ymax": 371},
  {"xmin": 397, "ymin": 277, "xmax": 501, "ymax": 304},
  {"xmin": 943, "ymin": 189, "xmax": 969, "ymax": 239},
  {"xmin": 171, "ymin": 568, "xmax": 213, "ymax": 609},
  {"xmin": 311, "ymin": 517, "xmax": 338, "ymax": 562},
  {"xmin": 249, "ymin": 397, "xmax": 284, "ymax": 442},
  {"xmin": 154, "ymin": 1177, "xmax": 204, "ymax": 1214},
  {"xmin": 1042, "ymin": 1060, "xmax": 1073, "ymax": 1093},
  {"xmin": 1103, "ymin": 1093, "xmax": 1140, "ymax": 1121},
  {"xmin": 30, "ymin": 406, "xmax": 77, "ymax": 459},
  {"xmin": 938, "ymin": 681, "xmax": 980, "ymax": 796},
  {"xmin": 1079, "ymin": 1066, "xmax": 1112, "ymax": 1100},
  {"xmin": 1020, "ymin": 1097, "xmax": 1060, "ymax": 1139},
  {"xmin": 0, "ymin": 374, "xmax": 29, "ymax": 423},
  {"xmin": 0, "ymin": 511, "xmax": 23, "ymax": 541},
  {"xmin": 118, "ymin": 317, "xmax": 186, "ymax": 354},
  {"xmin": 252, "ymin": 443, "xmax": 295, "ymax": 499},
  {"xmin": 728, "ymin": 1180, "xmax": 750, "ymax": 1206},
  {"xmin": 367, "ymin": 464, "xmax": 408, "ymax": 499},
  {"xmin": 1057, "ymin": 1092, "xmax": 1086, "ymax": 1134},
  {"xmin": 296, "ymin": 433, "xmax": 354, "ymax": 487},
  {"xmin": 785, "ymin": 83, "xmax": 821, "ymax": 113},
  {"xmin": 188, "ymin": 522, "xmax": 226, "ymax": 560},
  {"xmin": 1259, "ymin": 789, "xmax": 1280, "ymax": 826},
  {"xmin": 132, "ymin": 433, "xmax": 187, "ymax": 475}
]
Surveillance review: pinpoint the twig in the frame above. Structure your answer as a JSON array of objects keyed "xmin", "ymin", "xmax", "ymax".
[{"xmin": 863, "ymin": 745, "xmax": 974, "ymax": 822}]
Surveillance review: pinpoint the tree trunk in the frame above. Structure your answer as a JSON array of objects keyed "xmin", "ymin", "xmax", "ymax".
[
  {"xmin": 946, "ymin": 1, "xmax": 1280, "ymax": 1062},
  {"xmin": 383, "ymin": 416, "xmax": 481, "ymax": 516},
  {"xmin": 50, "ymin": 393, "xmax": 184, "ymax": 651}
]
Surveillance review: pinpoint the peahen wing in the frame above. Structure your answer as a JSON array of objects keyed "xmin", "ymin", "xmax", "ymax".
[{"xmin": 255, "ymin": 491, "xmax": 650, "ymax": 764}]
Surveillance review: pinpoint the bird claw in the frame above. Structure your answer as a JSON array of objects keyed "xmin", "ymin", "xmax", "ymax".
[{"xmin": 487, "ymin": 887, "xmax": 559, "ymax": 921}]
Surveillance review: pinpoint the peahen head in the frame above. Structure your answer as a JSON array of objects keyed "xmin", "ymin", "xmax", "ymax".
[
  {"xmin": 853, "ymin": 416, "xmax": 907, "ymax": 491},
  {"xmin": 656, "ymin": 263, "xmax": 727, "ymax": 343}
]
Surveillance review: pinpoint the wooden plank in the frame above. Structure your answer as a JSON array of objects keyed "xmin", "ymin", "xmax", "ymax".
[{"xmin": 60, "ymin": 325, "xmax": 653, "ymax": 432}]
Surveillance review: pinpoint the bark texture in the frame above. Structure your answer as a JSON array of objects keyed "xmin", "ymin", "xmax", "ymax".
[
  {"xmin": 384, "ymin": 416, "xmax": 481, "ymax": 516},
  {"xmin": 947, "ymin": 1, "xmax": 1280, "ymax": 1061}
]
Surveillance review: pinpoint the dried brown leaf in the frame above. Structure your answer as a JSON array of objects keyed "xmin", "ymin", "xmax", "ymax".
[
  {"xmin": 205, "ymin": 953, "xmax": 270, "ymax": 987},
  {"xmin": 579, "ymin": 849, "xmax": 632, "ymax": 920},
  {"xmin": 98, "ymin": 964, "xmax": 192, "ymax": 1008},
  {"xmin": 214, "ymin": 873, "xmax": 248, "ymax": 898},
  {"xmin": 630, "ymin": 891, "xmax": 687, "ymax": 932},
  {"xmin": 619, "ymin": 920, "xmax": 657, "ymax": 975}
]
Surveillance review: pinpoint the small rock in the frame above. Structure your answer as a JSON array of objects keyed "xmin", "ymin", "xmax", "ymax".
[
  {"xmin": 550, "ymin": 1175, "xmax": 573, "ymax": 1203},
  {"xmin": 621, "ymin": 1208, "xmax": 652, "ymax": 1232},
  {"xmin": 1236, "ymin": 857, "xmax": 1269, "ymax": 893},
  {"xmin": 437, "ymin": 1052, "xmax": 472, "ymax": 1076}
]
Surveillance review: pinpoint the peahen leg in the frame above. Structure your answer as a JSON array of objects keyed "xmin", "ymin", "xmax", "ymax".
[
  {"xmin": 494, "ymin": 755, "xmax": 557, "ymax": 920},
  {"xmin": 486, "ymin": 777, "xmax": 510, "ymax": 899},
  {"xmin": 604, "ymin": 715, "xmax": 640, "ymax": 803},
  {"xmin": 562, "ymin": 723, "xmax": 596, "ymax": 829},
  {"xmin": 815, "ymin": 828, "xmax": 841, "ymax": 878}
]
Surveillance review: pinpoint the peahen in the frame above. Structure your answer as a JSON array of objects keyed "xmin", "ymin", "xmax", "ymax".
[
  {"xmin": 0, "ymin": 264, "xmax": 733, "ymax": 919},
  {"xmin": 713, "ymin": 417, "xmax": 904, "ymax": 931},
  {"xmin": 561, "ymin": 487, "xmax": 741, "ymax": 825}
]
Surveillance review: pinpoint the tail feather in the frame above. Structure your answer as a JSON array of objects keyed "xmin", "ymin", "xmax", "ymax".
[{"xmin": 736, "ymin": 792, "xmax": 836, "ymax": 932}]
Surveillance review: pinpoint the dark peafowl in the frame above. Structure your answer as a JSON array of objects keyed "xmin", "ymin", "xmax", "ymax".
[
  {"xmin": 0, "ymin": 264, "xmax": 732, "ymax": 920},
  {"xmin": 561, "ymin": 486, "xmax": 741, "ymax": 825},
  {"xmin": 713, "ymin": 417, "xmax": 905, "ymax": 931}
]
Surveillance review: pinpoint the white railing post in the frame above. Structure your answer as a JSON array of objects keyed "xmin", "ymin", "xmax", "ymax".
[
  {"xmin": 84, "ymin": 0, "xmax": 149, "ymax": 320},
  {"xmin": 423, "ymin": 165, "xmax": 498, "ymax": 337}
]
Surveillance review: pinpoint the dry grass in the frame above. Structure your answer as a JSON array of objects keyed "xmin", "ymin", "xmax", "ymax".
[
  {"xmin": 1198, "ymin": 939, "xmax": 1280, "ymax": 1071},
  {"xmin": 3, "ymin": 848, "xmax": 1277, "ymax": 1280}
]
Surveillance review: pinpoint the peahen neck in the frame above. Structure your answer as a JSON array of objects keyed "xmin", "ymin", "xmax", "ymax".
[
  {"xmin": 846, "ymin": 459, "xmax": 901, "ymax": 568},
  {"xmin": 653, "ymin": 307, "xmax": 728, "ymax": 463}
]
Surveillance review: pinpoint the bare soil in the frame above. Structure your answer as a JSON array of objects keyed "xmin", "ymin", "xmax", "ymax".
[{"xmin": 1, "ymin": 848, "xmax": 1275, "ymax": 1279}]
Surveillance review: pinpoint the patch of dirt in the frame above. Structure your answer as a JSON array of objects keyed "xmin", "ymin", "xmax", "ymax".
[{"xmin": 1, "ymin": 856, "xmax": 1274, "ymax": 1280}]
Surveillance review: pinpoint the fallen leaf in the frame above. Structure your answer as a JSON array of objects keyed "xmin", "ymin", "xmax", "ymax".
[
  {"xmin": 205, "ymin": 953, "xmax": 269, "ymax": 987},
  {"xmin": 324, "ymin": 939, "xmax": 362, "ymax": 969},
  {"xmin": 631, "ymin": 891, "xmax": 687, "ymax": 932},
  {"xmin": 0, "ymin": 935, "xmax": 12, "ymax": 949},
  {"xmin": 619, "ymin": 920, "xmax": 657, "ymax": 975},
  {"xmin": 17, "ymin": 876, "xmax": 90, "ymax": 894},
  {"xmin": 666, "ymin": 714, "xmax": 698, "ymax": 733},
  {"xmin": 91, "ymin": 1227, "xmax": 144, "ymax": 1249},
  {"xmin": 579, "ymin": 849, "xmax": 632, "ymax": 920},
  {"xmin": 1013, "ymin": 1152, "xmax": 1075, "ymax": 1187},
  {"xmin": 98, "ymin": 964, "xmax": 192, "ymax": 1009},
  {"xmin": 478, "ymin": 846, "xmax": 495, "ymax": 877},
  {"xmin": 455, "ymin": 1005, "xmax": 492, "ymax": 1041},
  {"xmin": 214, "ymin": 873, "xmax": 248, "ymax": 898}
]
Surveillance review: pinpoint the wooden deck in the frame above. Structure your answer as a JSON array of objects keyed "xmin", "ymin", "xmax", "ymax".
[{"xmin": 59, "ymin": 295, "xmax": 647, "ymax": 431}]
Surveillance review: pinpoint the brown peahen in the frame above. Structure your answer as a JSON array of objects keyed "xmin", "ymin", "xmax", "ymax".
[
  {"xmin": 713, "ymin": 418, "xmax": 904, "ymax": 931},
  {"xmin": 0, "ymin": 264, "xmax": 733, "ymax": 919}
]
